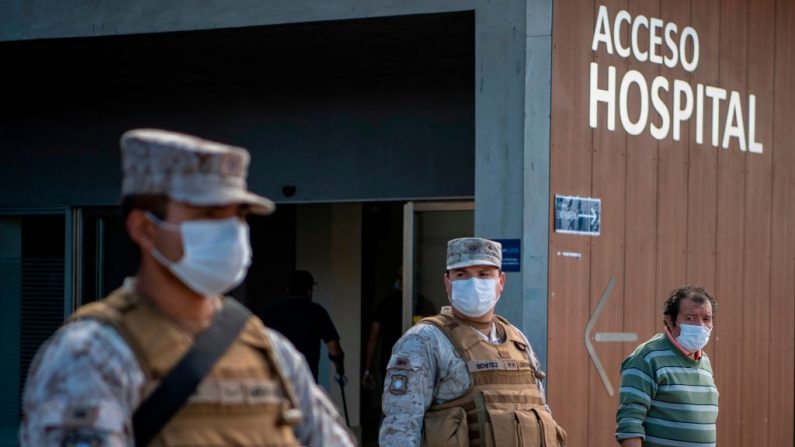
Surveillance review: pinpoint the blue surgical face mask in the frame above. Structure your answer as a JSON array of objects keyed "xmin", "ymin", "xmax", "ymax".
[
  {"xmin": 148, "ymin": 213, "xmax": 252, "ymax": 297},
  {"xmin": 676, "ymin": 323, "xmax": 711, "ymax": 352},
  {"xmin": 450, "ymin": 277, "xmax": 499, "ymax": 318}
]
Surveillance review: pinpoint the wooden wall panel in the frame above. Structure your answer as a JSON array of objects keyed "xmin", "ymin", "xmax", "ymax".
[
  {"xmin": 741, "ymin": 0, "xmax": 775, "ymax": 444},
  {"xmin": 546, "ymin": 237, "xmax": 590, "ymax": 445},
  {"xmin": 687, "ymin": 0, "xmax": 720, "ymax": 366},
  {"xmin": 549, "ymin": 1, "xmax": 795, "ymax": 446},
  {"xmin": 768, "ymin": 0, "xmax": 795, "ymax": 443},
  {"xmin": 686, "ymin": 0, "xmax": 719, "ymax": 295},
  {"xmin": 588, "ymin": 1, "xmax": 627, "ymax": 444},
  {"xmin": 655, "ymin": 0, "xmax": 690, "ymax": 304},
  {"xmin": 713, "ymin": 1, "xmax": 749, "ymax": 445},
  {"xmin": 623, "ymin": 0, "xmax": 659, "ymax": 366},
  {"xmin": 547, "ymin": 1, "xmax": 593, "ymax": 445}
]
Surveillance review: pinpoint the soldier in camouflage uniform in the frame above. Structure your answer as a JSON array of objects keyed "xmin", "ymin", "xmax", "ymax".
[
  {"xmin": 20, "ymin": 129, "xmax": 355, "ymax": 447},
  {"xmin": 379, "ymin": 238, "xmax": 566, "ymax": 447}
]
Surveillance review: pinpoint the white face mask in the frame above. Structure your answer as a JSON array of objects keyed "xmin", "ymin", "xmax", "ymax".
[
  {"xmin": 675, "ymin": 323, "xmax": 711, "ymax": 352},
  {"xmin": 450, "ymin": 277, "xmax": 499, "ymax": 318},
  {"xmin": 148, "ymin": 213, "xmax": 252, "ymax": 297}
]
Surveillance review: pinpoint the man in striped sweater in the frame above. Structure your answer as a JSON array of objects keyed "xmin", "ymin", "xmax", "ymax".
[{"xmin": 615, "ymin": 286, "xmax": 719, "ymax": 447}]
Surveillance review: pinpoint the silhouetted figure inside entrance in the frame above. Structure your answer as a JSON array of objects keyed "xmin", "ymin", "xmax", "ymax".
[
  {"xmin": 362, "ymin": 272, "xmax": 437, "ymax": 389},
  {"xmin": 264, "ymin": 270, "xmax": 345, "ymax": 382}
]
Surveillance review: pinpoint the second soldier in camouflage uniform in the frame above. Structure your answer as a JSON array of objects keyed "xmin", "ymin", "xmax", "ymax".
[{"xmin": 380, "ymin": 237, "xmax": 566, "ymax": 447}]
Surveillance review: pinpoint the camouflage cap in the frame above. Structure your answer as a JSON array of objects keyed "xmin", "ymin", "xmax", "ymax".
[
  {"xmin": 446, "ymin": 237, "xmax": 502, "ymax": 270},
  {"xmin": 120, "ymin": 129, "xmax": 275, "ymax": 215}
]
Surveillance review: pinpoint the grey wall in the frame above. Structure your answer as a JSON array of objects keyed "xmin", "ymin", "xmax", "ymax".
[
  {"xmin": 0, "ymin": 1, "xmax": 474, "ymax": 41},
  {"xmin": 0, "ymin": 14, "xmax": 475, "ymax": 208},
  {"xmin": 0, "ymin": 74, "xmax": 473, "ymax": 207}
]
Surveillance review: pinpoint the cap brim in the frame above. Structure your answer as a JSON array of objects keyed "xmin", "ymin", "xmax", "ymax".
[
  {"xmin": 237, "ymin": 191, "xmax": 276, "ymax": 215},
  {"xmin": 172, "ymin": 189, "xmax": 275, "ymax": 215},
  {"xmin": 446, "ymin": 260, "xmax": 502, "ymax": 270}
]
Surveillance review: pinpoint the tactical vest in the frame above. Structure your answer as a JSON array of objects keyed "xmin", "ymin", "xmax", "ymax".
[
  {"xmin": 71, "ymin": 286, "xmax": 301, "ymax": 447},
  {"xmin": 419, "ymin": 313, "xmax": 567, "ymax": 447}
]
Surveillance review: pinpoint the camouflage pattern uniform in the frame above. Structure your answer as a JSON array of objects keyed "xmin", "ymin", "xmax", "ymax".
[
  {"xmin": 20, "ymin": 279, "xmax": 355, "ymax": 447},
  {"xmin": 379, "ymin": 307, "xmax": 547, "ymax": 447}
]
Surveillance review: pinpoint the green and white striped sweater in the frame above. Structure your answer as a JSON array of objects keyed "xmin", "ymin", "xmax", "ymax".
[{"xmin": 615, "ymin": 333, "xmax": 719, "ymax": 446}]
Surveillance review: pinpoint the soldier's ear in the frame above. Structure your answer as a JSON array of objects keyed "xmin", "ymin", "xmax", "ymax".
[{"xmin": 127, "ymin": 209, "xmax": 157, "ymax": 252}]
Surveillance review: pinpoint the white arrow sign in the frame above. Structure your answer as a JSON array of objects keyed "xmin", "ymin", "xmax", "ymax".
[
  {"xmin": 594, "ymin": 332, "xmax": 637, "ymax": 343},
  {"xmin": 583, "ymin": 277, "xmax": 639, "ymax": 397},
  {"xmin": 578, "ymin": 208, "xmax": 599, "ymax": 226},
  {"xmin": 554, "ymin": 194, "xmax": 601, "ymax": 236}
]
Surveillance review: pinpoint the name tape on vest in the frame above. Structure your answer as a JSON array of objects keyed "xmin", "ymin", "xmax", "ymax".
[
  {"xmin": 145, "ymin": 378, "xmax": 285, "ymax": 406},
  {"xmin": 467, "ymin": 359, "xmax": 533, "ymax": 373}
]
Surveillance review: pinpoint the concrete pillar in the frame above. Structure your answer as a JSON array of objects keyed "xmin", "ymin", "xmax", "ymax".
[{"xmin": 474, "ymin": 0, "xmax": 553, "ymax": 370}]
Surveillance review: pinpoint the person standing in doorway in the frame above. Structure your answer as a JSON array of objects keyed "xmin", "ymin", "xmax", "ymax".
[
  {"xmin": 380, "ymin": 237, "xmax": 566, "ymax": 446},
  {"xmin": 362, "ymin": 269, "xmax": 437, "ymax": 390},
  {"xmin": 20, "ymin": 129, "xmax": 354, "ymax": 446},
  {"xmin": 263, "ymin": 270, "xmax": 346, "ymax": 383},
  {"xmin": 615, "ymin": 285, "xmax": 719, "ymax": 447}
]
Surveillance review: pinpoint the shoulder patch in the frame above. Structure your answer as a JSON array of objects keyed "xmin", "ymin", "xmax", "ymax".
[
  {"xmin": 393, "ymin": 356, "xmax": 411, "ymax": 370},
  {"xmin": 63, "ymin": 404, "xmax": 100, "ymax": 427},
  {"xmin": 388, "ymin": 374, "xmax": 409, "ymax": 395}
]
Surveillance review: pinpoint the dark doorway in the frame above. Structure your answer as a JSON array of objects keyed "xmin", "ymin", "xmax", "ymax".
[{"xmin": 360, "ymin": 202, "xmax": 404, "ymax": 445}]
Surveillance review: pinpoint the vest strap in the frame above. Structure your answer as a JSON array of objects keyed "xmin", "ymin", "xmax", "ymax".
[
  {"xmin": 259, "ymin": 332, "xmax": 303, "ymax": 425},
  {"xmin": 419, "ymin": 313, "xmax": 479, "ymax": 360},
  {"xmin": 473, "ymin": 392, "xmax": 488, "ymax": 445},
  {"xmin": 132, "ymin": 298, "xmax": 251, "ymax": 447}
]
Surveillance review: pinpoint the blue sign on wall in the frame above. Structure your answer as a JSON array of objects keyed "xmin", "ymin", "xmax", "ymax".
[
  {"xmin": 554, "ymin": 195, "xmax": 601, "ymax": 236},
  {"xmin": 494, "ymin": 239, "xmax": 521, "ymax": 272}
]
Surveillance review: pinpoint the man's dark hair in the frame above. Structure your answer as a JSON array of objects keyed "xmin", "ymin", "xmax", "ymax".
[
  {"xmin": 288, "ymin": 270, "xmax": 316, "ymax": 297},
  {"xmin": 121, "ymin": 194, "xmax": 170, "ymax": 222},
  {"xmin": 662, "ymin": 285, "xmax": 717, "ymax": 324},
  {"xmin": 445, "ymin": 268, "xmax": 502, "ymax": 275}
]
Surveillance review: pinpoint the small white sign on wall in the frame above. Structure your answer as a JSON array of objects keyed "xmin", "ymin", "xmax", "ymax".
[{"xmin": 554, "ymin": 194, "xmax": 601, "ymax": 236}]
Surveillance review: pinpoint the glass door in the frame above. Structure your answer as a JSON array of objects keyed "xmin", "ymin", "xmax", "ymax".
[
  {"xmin": 0, "ymin": 210, "xmax": 71, "ymax": 447},
  {"xmin": 401, "ymin": 201, "xmax": 474, "ymax": 333}
]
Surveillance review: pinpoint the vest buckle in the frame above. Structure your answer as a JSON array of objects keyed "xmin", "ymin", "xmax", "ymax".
[{"xmin": 279, "ymin": 408, "xmax": 303, "ymax": 426}]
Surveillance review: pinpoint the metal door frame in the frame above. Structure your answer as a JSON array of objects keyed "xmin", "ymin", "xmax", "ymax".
[
  {"xmin": 71, "ymin": 206, "xmax": 124, "ymax": 307},
  {"xmin": 401, "ymin": 200, "xmax": 474, "ymax": 332}
]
